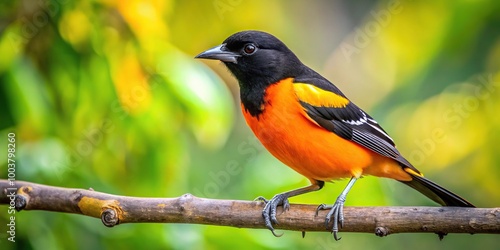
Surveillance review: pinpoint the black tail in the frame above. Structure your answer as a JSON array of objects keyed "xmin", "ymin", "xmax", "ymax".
[{"xmin": 399, "ymin": 173, "xmax": 475, "ymax": 207}]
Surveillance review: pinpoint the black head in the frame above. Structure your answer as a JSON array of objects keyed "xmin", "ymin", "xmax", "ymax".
[
  {"xmin": 196, "ymin": 30, "xmax": 307, "ymax": 116},
  {"xmin": 196, "ymin": 31, "xmax": 304, "ymax": 85}
]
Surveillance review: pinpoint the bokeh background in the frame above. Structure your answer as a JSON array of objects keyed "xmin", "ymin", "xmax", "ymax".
[{"xmin": 0, "ymin": 0, "xmax": 499, "ymax": 249}]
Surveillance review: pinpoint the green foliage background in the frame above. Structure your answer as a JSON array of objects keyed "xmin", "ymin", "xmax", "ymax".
[{"xmin": 0, "ymin": 0, "xmax": 499, "ymax": 249}]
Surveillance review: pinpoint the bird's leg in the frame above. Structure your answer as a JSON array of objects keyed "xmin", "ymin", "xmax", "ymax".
[
  {"xmin": 258, "ymin": 180, "xmax": 324, "ymax": 237},
  {"xmin": 316, "ymin": 177, "xmax": 358, "ymax": 241}
]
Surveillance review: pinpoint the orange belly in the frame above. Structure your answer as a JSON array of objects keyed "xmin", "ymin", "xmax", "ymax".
[{"xmin": 241, "ymin": 78, "xmax": 410, "ymax": 182}]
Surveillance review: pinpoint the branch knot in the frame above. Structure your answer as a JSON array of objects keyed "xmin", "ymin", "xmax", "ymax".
[
  {"xmin": 101, "ymin": 208, "xmax": 119, "ymax": 227},
  {"xmin": 375, "ymin": 226, "xmax": 389, "ymax": 237}
]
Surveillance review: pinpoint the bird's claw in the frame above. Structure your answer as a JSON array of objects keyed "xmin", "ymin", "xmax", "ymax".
[
  {"xmin": 316, "ymin": 197, "xmax": 346, "ymax": 241},
  {"xmin": 315, "ymin": 203, "xmax": 332, "ymax": 217},
  {"xmin": 254, "ymin": 196, "xmax": 268, "ymax": 203},
  {"xmin": 257, "ymin": 193, "xmax": 290, "ymax": 237}
]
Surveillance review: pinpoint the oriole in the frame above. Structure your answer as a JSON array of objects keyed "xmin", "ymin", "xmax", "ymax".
[{"xmin": 196, "ymin": 30, "xmax": 475, "ymax": 240}]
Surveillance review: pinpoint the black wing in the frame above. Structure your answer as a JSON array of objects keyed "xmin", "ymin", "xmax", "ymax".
[{"xmin": 293, "ymin": 76, "xmax": 417, "ymax": 172}]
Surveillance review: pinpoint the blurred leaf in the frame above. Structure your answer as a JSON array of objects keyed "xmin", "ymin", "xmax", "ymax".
[{"xmin": 157, "ymin": 48, "xmax": 234, "ymax": 149}]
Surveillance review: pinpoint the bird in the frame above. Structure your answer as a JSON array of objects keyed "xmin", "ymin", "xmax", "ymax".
[{"xmin": 195, "ymin": 30, "xmax": 475, "ymax": 240}]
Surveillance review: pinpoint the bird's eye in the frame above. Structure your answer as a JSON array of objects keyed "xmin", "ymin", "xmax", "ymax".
[{"xmin": 243, "ymin": 44, "xmax": 256, "ymax": 55}]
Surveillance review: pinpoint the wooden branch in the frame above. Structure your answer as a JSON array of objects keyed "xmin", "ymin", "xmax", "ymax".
[{"xmin": 1, "ymin": 180, "xmax": 499, "ymax": 237}]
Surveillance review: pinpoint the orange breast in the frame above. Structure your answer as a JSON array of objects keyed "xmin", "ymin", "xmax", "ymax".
[{"xmin": 241, "ymin": 78, "xmax": 385, "ymax": 181}]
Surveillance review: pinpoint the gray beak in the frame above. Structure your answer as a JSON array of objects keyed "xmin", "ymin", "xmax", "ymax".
[{"xmin": 195, "ymin": 44, "xmax": 240, "ymax": 64}]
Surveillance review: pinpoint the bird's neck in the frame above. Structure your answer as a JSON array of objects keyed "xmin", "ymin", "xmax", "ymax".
[{"xmin": 239, "ymin": 78, "xmax": 270, "ymax": 117}]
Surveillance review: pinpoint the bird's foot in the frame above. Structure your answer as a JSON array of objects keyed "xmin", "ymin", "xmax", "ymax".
[
  {"xmin": 256, "ymin": 194, "xmax": 290, "ymax": 237},
  {"xmin": 316, "ymin": 195, "xmax": 346, "ymax": 241}
]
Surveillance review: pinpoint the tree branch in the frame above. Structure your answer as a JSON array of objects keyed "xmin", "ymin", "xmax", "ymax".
[{"xmin": 1, "ymin": 180, "xmax": 498, "ymax": 237}]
